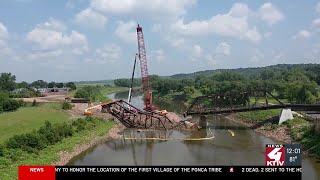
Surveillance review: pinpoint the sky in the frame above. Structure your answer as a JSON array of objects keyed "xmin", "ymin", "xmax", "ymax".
[{"xmin": 0, "ymin": 0, "xmax": 320, "ymax": 82}]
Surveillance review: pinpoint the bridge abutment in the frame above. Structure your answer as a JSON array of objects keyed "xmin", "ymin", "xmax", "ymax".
[{"xmin": 278, "ymin": 108, "xmax": 294, "ymax": 124}]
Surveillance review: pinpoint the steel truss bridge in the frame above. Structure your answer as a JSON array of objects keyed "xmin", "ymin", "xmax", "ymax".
[{"xmin": 184, "ymin": 90, "xmax": 320, "ymax": 116}]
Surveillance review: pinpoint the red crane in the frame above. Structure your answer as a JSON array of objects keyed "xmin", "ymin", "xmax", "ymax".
[{"xmin": 136, "ymin": 24, "xmax": 153, "ymax": 111}]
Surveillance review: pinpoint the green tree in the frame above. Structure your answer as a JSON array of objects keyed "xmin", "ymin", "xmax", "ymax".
[
  {"xmin": 66, "ymin": 82, "xmax": 76, "ymax": 90},
  {"xmin": 183, "ymin": 86, "xmax": 196, "ymax": 97},
  {"xmin": 31, "ymin": 80, "xmax": 48, "ymax": 88},
  {"xmin": 16, "ymin": 81, "xmax": 29, "ymax": 89},
  {"xmin": 56, "ymin": 83, "xmax": 64, "ymax": 88},
  {"xmin": 48, "ymin": 81, "xmax": 55, "ymax": 88},
  {"xmin": 32, "ymin": 99, "xmax": 38, "ymax": 107},
  {"xmin": 0, "ymin": 72, "xmax": 16, "ymax": 91},
  {"xmin": 260, "ymin": 70, "xmax": 275, "ymax": 80}
]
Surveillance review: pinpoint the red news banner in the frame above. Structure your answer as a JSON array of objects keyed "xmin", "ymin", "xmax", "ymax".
[{"xmin": 19, "ymin": 166, "xmax": 56, "ymax": 180}]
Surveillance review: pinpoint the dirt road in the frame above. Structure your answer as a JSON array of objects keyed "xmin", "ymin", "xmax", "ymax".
[{"xmin": 17, "ymin": 95, "xmax": 67, "ymax": 102}]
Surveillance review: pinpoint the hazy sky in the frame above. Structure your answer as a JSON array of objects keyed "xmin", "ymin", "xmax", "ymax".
[{"xmin": 0, "ymin": 0, "xmax": 320, "ymax": 82}]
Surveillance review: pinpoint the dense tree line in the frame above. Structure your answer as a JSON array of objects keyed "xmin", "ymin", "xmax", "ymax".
[
  {"xmin": 114, "ymin": 78, "xmax": 141, "ymax": 87},
  {"xmin": 114, "ymin": 65, "xmax": 320, "ymax": 104},
  {"xmin": 170, "ymin": 63, "xmax": 320, "ymax": 82},
  {"xmin": 0, "ymin": 91, "xmax": 26, "ymax": 113},
  {"xmin": 74, "ymin": 85, "xmax": 107, "ymax": 102},
  {"xmin": 0, "ymin": 72, "xmax": 77, "ymax": 91}
]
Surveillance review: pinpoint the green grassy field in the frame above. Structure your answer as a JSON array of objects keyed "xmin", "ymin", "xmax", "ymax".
[
  {"xmin": 68, "ymin": 85, "xmax": 127, "ymax": 98},
  {"xmin": 0, "ymin": 119, "xmax": 114, "ymax": 180},
  {"xmin": 0, "ymin": 103, "xmax": 69, "ymax": 144},
  {"xmin": 100, "ymin": 86, "xmax": 127, "ymax": 95},
  {"xmin": 238, "ymin": 109, "xmax": 281, "ymax": 122}
]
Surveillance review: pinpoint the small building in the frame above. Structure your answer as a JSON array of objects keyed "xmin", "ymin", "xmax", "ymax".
[
  {"xmin": 34, "ymin": 87, "xmax": 71, "ymax": 93},
  {"xmin": 47, "ymin": 87, "xmax": 70, "ymax": 92},
  {"xmin": 36, "ymin": 88, "xmax": 47, "ymax": 93},
  {"xmin": 12, "ymin": 88, "xmax": 27, "ymax": 94}
]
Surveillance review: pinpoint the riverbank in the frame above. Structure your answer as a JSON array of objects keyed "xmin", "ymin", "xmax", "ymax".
[
  {"xmin": 225, "ymin": 110, "xmax": 320, "ymax": 158},
  {"xmin": 225, "ymin": 113, "xmax": 293, "ymax": 143},
  {"xmin": 0, "ymin": 117, "xmax": 119, "ymax": 180},
  {"xmin": 54, "ymin": 123, "xmax": 125, "ymax": 165}
]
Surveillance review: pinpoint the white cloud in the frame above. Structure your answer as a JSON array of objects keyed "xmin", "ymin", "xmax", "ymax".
[
  {"xmin": 74, "ymin": 8, "xmax": 107, "ymax": 29},
  {"xmin": 312, "ymin": 43, "xmax": 320, "ymax": 55},
  {"xmin": 163, "ymin": 35, "xmax": 187, "ymax": 49},
  {"xmin": 95, "ymin": 44, "xmax": 121, "ymax": 63},
  {"xmin": 258, "ymin": 3, "xmax": 284, "ymax": 25},
  {"xmin": 28, "ymin": 50, "xmax": 63, "ymax": 60},
  {"xmin": 206, "ymin": 55, "xmax": 218, "ymax": 66},
  {"xmin": 316, "ymin": 2, "xmax": 320, "ymax": 13},
  {"xmin": 36, "ymin": 18, "xmax": 67, "ymax": 31},
  {"xmin": 0, "ymin": 40, "xmax": 12, "ymax": 56},
  {"xmin": 272, "ymin": 51, "xmax": 286, "ymax": 63},
  {"xmin": 114, "ymin": 21, "xmax": 136, "ymax": 43},
  {"xmin": 170, "ymin": 3, "xmax": 262, "ymax": 43},
  {"xmin": 66, "ymin": 0, "xmax": 75, "ymax": 9},
  {"xmin": 245, "ymin": 28, "xmax": 262, "ymax": 42},
  {"xmin": 0, "ymin": 22, "xmax": 14, "ymax": 58},
  {"xmin": 150, "ymin": 49, "xmax": 165, "ymax": 63},
  {"xmin": 26, "ymin": 19, "xmax": 88, "ymax": 59},
  {"xmin": 90, "ymin": 0, "xmax": 196, "ymax": 17},
  {"xmin": 229, "ymin": 3, "xmax": 250, "ymax": 17},
  {"xmin": 0, "ymin": 22, "xmax": 9, "ymax": 39},
  {"xmin": 216, "ymin": 42, "xmax": 231, "ymax": 56},
  {"xmin": 192, "ymin": 44, "xmax": 202, "ymax": 57},
  {"xmin": 263, "ymin": 32, "xmax": 272, "ymax": 38},
  {"xmin": 250, "ymin": 49, "xmax": 264, "ymax": 63},
  {"xmin": 312, "ymin": 18, "xmax": 320, "ymax": 29},
  {"xmin": 26, "ymin": 18, "xmax": 83, "ymax": 60},
  {"xmin": 293, "ymin": 30, "xmax": 311, "ymax": 39}
]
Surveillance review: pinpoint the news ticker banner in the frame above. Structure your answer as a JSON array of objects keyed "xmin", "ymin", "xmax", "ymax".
[
  {"xmin": 19, "ymin": 166, "xmax": 302, "ymax": 180},
  {"xmin": 265, "ymin": 144, "xmax": 302, "ymax": 166},
  {"xmin": 18, "ymin": 144, "xmax": 302, "ymax": 179}
]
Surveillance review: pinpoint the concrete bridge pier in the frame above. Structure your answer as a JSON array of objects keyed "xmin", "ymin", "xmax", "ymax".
[
  {"xmin": 278, "ymin": 108, "xmax": 294, "ymax": 124},
  {"xmin": 315, "ymin": 120, "xmax": 320, "ymax": 135},
  {"xmin": 198, "ymin": 115, "xmax": 207, "ymax": 129}
]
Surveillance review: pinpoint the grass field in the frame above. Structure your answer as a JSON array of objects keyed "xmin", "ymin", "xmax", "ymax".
[
  {"xmin": 238, "ymin": 109, "xmax": 281, "ymax": 122},
  {"xmin": 0, "ymin": 103, "xmax": 69, "ymax": 143},
  {"xmin": 0, "ymin": 119, "xmax": 114, "ymax": 180},
  {"xmin": 68, "ymin": 85, "xmax": 127, "ymax": 98}
]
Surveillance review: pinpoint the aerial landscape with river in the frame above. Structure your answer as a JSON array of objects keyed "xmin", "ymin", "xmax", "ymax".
[{"xmin": 1, "ymin": 1, "xmax": 320, "ymax": 180}]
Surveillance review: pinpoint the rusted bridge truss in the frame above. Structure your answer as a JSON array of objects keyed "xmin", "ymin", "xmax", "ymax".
[
  {"xmin": 185, "ymin": 90, "xmax": 320, "ymax": 116},
  {"xmin": 101, "ymin": 100, "xmax": 194, "ymax": 130}
]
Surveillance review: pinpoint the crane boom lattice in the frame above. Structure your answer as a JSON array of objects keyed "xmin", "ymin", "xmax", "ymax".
[{"xmin": 137, "ymin": 24, "xmax": 152, "ymax": 111}]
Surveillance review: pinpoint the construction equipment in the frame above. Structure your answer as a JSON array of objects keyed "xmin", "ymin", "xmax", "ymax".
[
  {"xmin": 136, "ymin": 24, "xmax": 154, "ymax": 111},
  {"xmin": 127, "ymin": 54, "xmax": 138, "ymax": 107}
]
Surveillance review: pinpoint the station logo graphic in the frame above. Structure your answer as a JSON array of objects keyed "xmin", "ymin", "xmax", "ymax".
[{"xmin": 265, "ymin": 144, "xmax": 285, "ymax": 166}]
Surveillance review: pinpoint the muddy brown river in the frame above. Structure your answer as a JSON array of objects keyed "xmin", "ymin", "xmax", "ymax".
[{"xmin": 67, "ymin": 91, "xmax": 320, "ymax": 180}]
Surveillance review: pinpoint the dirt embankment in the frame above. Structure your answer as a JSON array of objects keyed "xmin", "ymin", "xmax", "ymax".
[
  {"xmin": 53, "ymin": 124, "xmax": 125, "ymax": 166},
  {"xmin": 225, "ymin": 114, "xmax": 293, "ymax": 144},
  {"xmin": 17, "ymin": 94, "xmax": 67, "ymax": 102}
]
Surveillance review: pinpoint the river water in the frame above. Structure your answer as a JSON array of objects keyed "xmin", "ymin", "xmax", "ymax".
[{"xmin": 68, "ymin": 91, "xmax": 320, "ymax": 179}]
